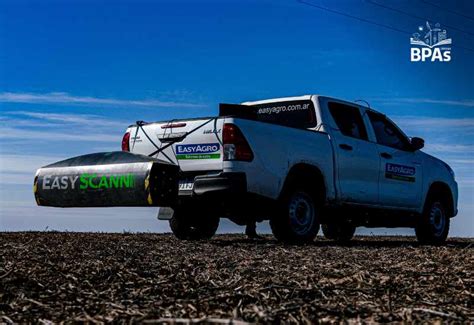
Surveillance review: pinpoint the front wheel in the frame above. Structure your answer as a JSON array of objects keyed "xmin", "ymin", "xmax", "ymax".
[
  {"xmin": 169, "ymin": 207, "xmax": 219, "ymax": 240},
  {"xmin": 415, "ymin": 199, "xmax": 450, "ymax": 245},
  {"xmin": 270, "ymin": 189, "xmax": 320, "ymax": 242}
]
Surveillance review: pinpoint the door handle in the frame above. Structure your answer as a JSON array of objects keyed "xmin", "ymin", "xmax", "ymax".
[
  {"xmin": 380, "ymin": 152, "xmax": 392, "ymax": 159},
  {"xmin": 339, "ymin": 144, "xmax": 353, "ymax": 151}
]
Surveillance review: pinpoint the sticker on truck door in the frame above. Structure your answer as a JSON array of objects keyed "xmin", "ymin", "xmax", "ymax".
[
  {"xmin": 175, "ymin": 143, "xmax": 220, "ymax": 160},
  {"xmin": 385, "ymin": 163, "xmax": 416, "ymax": 182}
]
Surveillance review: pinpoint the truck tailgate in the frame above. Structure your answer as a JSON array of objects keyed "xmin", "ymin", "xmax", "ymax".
[{"xmin": 126, "ymin": 117, "xmax": 225, "ymax": 172}]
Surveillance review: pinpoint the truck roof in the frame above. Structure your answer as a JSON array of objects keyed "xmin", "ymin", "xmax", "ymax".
[
  {"xmin": 129, "ymin": 95, "xmax": 384, "ymax": 128},
  {"xmin": 241, "ymin": 95, "xmax": 379, "ymax": 113},
  {"xmin": 241, "ymin": 95, "xmax": 314, "ymax": 106}
]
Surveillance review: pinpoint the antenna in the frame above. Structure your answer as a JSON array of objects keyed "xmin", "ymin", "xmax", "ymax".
[{"xmin": 354, "ymin": 99, "xmax": 370, "ymax": 108}]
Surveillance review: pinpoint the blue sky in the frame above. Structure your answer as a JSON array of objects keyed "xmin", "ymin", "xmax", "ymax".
[{"xmin": 0, "ymin": 0, "xmax": 473, "ymax": 236}]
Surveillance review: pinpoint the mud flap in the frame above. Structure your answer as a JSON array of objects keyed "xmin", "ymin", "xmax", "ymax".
[
  {"xmin": 157, "ymin": 207, "xmax": 174, "ymax": 220},
  {"xmin": 34, "ymin": 152, "xmax": 179, "ymax": 207}
]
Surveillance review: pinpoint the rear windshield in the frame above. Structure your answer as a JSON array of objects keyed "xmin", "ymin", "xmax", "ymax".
[{"xmin": 220, "ymin": 100, "xmax": 317, "ymax": 129}]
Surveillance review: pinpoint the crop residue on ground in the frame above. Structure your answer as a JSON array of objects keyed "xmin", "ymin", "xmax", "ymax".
[{"xmin": 0, "ymin": 233, "xmax": 472, "ymax": 323}]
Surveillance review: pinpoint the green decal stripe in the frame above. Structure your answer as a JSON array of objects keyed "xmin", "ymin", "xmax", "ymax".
[
  {"xmin": 79, "ymin": 173, "xmax": 135, "ymax": 189},
  {"xmin": 385, "ymin": 173, "xmax": 415, "ymax": 182},
  {"xmin": 177, "ymin": 153, "xmax": 221, "ymax": 160}
]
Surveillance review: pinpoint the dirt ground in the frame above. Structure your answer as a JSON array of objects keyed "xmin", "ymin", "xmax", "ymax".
[{"xmin": 0, "ymin": 233, "xmax": 472, "ymax": 323}]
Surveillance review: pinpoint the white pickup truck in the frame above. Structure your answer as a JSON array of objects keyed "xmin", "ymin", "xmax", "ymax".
[{"xmin": 123, "ymin": 95, "xmax": 458, "ymax": 244}]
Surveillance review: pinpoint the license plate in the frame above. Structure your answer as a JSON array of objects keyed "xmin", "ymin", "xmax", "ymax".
[{"xmin": 179, "ymin": 180, "xmax": 194, "ymax": 191}]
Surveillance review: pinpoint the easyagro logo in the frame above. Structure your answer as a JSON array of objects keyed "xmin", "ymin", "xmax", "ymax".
[
  {"xmin": 410, "ymin": 22, "xmax": 451, "ymax": 62},
  {"xmin": 176, "ymin": 143, "xmax": 220, "ymax": 160},
  {"xmin": 385, "ymin": 163, "xmax": 416, "ymax": 182}
]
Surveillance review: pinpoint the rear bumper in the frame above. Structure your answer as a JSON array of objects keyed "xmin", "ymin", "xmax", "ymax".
[
  {"xmin": 192, "ymin": 172, "xmax": 247, "ymax": 196},
  {"xmin": 171, "ymin": 171, "xmax": 272, "ymax": 224}
]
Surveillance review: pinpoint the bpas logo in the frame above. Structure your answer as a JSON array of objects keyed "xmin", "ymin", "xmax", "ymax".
[{"xmin": 410, "ymin": 22, "xmax": 452, "ymax": 62}]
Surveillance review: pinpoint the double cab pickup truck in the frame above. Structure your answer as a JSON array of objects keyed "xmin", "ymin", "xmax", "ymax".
[{"xmin": 122, "ymin": 95, "xmax": 458, "ymax": 244}]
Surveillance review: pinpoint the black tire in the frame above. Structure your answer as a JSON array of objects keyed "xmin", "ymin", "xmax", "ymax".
[
  {"xmin": 270, "ymin": 188, "xmax": 320, "ymax": 243},
  {"xmin": 321, "ymin": 222, "xmax": 356, "ymax": 242},
  {"xmin": 169, "ymin": 207, "xmax": 219, "ymax": 240},
  {"xmin": 415, "ymin": 197, "xmax": 450, "ymax": 245}
]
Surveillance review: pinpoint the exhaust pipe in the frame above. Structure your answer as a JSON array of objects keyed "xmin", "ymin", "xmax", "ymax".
[{"xmin": 34, "ymin": 152, "xmax": 179, "ymax": 208}]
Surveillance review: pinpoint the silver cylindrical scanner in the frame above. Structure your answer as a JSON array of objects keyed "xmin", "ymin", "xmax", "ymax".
[{"xmin": 34, "ymin": 152, "xmax": 179, "ymax": 207}]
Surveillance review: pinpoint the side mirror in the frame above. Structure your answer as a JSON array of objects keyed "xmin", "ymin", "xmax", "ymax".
[{"xmin": 410, "ymin": 137, "xmax": 424, "ymax": 151}]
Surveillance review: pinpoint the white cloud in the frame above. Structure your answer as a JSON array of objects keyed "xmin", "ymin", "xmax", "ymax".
[
  {"xmin": 0, "ymin": 173, "xmax": 33, "ymax": 185},
  {"xmin": 0, "ymin": 116, "xmax": 60, "ymax": 128},
  {"xmin": 374, "ymin": 98, "xmax": 474, "ymax": 107},
  {"xmin": 393, "ymin": 116, "xmax": 474, "ymax": 129},
  {"xmin": 425, "ymin": 144, "xmax": 474, "ymax": 154},
  {"xmin": 6, "ymin": 111, "xmax": 127, "ymax": 128},
  {"xmin": 449, "ymin": 159, "xmax": 474, "ymax": 165},
  {"xmin": 0, "ymin": 154, "xmax": 64, "ymax": 174},
  {"xmin": 0, "ymin": 154, "xmax": 68, "ymax": 186},
  {"xmin": 0, "ymin": 127, "xmax": 120, "ymax": 143},
  {"xmin": 0, "ymin": 92, "xmax": 205, "ymax": 108}
]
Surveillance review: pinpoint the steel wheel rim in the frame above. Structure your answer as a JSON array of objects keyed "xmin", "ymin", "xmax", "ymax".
[
  {"xmin": 288, "ymin": 192, "xmax": 315, "ymax": 235},
  {"xmin": 429, "ymin": 202, "xmax": 445, "ymax": 236}
]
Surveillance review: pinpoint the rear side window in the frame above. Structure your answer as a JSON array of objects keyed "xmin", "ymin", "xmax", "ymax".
[
  {"xmin": 367, "ymin": 112, "xmax": 410, "ymax": 150},
  {"xmin": 220, "ymin": 100, "xmax": 317, "ymax": 129},
  {"xmin": 328, "ymin": 102, "xmax": 368, "ymax": 140}
]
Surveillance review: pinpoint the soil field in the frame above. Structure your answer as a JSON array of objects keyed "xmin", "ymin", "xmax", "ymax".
[{"xmin": 0, "ymin": 233, "xmax": 472, "ymax": 323}]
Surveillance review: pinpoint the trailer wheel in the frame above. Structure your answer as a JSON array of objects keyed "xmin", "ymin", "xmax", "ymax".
[
  {"xmin": 169, "ymin": 208, "xmax": 219, "ymax": 240},
  {"xmin": 415, "ymin": 197, "xmax": 450, "ymax": 245},
  {"xmin": 270, "ymin": 188, "xmax": 320, "ymax": 243},
  {"xmin": 322, "ymin": 223, "xmax": 356, "ymax": 243}
]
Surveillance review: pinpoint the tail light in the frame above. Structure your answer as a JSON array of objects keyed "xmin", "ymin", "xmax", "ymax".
[
  {"xmin": 223, "ymin": 123, "xmax": 253, "ymax": 161},
  {"xmin": 121, "ymin": 132, "xmax": 130, "ymax": 151}
]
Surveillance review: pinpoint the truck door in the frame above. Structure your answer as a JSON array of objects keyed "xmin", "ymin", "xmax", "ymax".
[
  {"xmin": 328, "ymin": 102, "xmax": 380, "ymax": 204},
  {"xmin": 366, "ymin": 111, "xmax": 423, "ymax": 208}
]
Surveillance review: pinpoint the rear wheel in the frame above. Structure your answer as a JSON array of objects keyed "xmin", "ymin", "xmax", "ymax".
[
  {"xmin": 415, "ymin": 198, "xmax": 450, "ymax": 245},
  {"xmin": 270, "ymin": 189, "xmax": 320, "ymax": 242},
  {"xmin": 169, "ymin": 207, "xmax": 219, "ymax": 240},
  {"xmin": 322, "ymin": 222, "xmax": 356, "ymax": 243}
]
